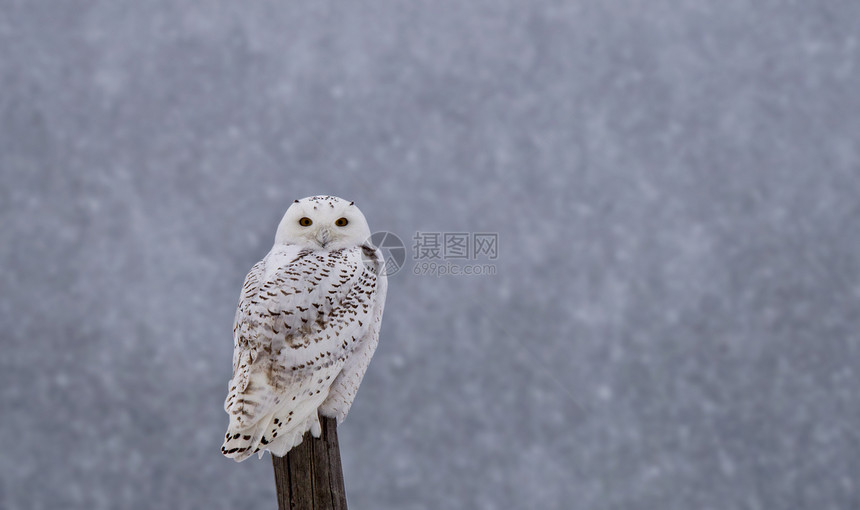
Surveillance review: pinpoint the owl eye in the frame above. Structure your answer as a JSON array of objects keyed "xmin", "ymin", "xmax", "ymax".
[
  {"xmin": 298, "ymin": 217, "xmax": 313, "ymax": 227},
  {"xmin": 334, "ymin": 217, "xmax": 349, "ymax": 227}
]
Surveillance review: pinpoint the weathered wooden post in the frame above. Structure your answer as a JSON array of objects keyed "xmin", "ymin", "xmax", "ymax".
[{"xmin": 271, "ymin": 416, "xmax": 348, "ymax": 510}]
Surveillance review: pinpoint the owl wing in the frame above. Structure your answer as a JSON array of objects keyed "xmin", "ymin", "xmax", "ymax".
[
  {"xmin": 222, "ymin": 243, "xmax": 384, "ymax": 461},
  {"xmin": 319, "ymin": 245, "xmax": 387, "ymax": 422}
]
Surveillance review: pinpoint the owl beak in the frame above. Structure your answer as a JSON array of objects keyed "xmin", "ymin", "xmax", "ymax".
[{"xmin": 315, "ymin": 227, "xmax": 331, "ymax": 248}]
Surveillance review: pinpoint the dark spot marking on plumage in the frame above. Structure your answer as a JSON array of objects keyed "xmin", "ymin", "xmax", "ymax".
[
  {"xmin": 261, "ymin": 437, "xmax": 269, "ymax": 445},
  {"xmin": 243, "ymin": 435, "xmax": 251, "ymax": 440},
  {"xmin": 294, "ymin": 199, "xmax": 299, "ymax": 203}
]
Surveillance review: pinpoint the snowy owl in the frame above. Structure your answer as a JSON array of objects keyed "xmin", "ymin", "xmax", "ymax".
[{"xmin": 222, "ymin": 195, "xmax": 387, "ymax": 461}]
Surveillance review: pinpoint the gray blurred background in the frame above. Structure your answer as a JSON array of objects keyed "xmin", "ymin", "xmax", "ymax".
[{"xmin": 1, "ymin": 1, "xmax": 859, "ymax": 509}]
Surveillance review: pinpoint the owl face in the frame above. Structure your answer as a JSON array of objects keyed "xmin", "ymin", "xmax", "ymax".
[{"xmin": 275, "ymin": 196, "xmax": 372, "ymax": 251}]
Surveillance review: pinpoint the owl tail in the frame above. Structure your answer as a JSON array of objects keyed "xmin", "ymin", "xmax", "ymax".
[
  {"xmin": 265, "ymin": 411, "xmax": 322, "ymax": 458},
  {"xmin": 222, "ymin": 409, "xmax": 323, "ymax": 462},
  {"xmin": 221, "ymin": 420, "xmax": 268, "ymax": 462}
]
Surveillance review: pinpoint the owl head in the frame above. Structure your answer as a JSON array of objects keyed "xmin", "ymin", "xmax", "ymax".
[{"xmin": 275, "ymin": 195, "xmax": 372, "ymax": 251}]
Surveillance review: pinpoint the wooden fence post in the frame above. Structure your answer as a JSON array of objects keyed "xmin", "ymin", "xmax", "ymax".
[{"xmin": 271, "ymin": 416, "xmax": 348, "ymax": 510}]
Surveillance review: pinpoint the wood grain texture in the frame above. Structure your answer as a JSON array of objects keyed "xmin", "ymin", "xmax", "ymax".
[{"xmin": 272, "ymin": 417, "xmax": 347, "ymax": 510}]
